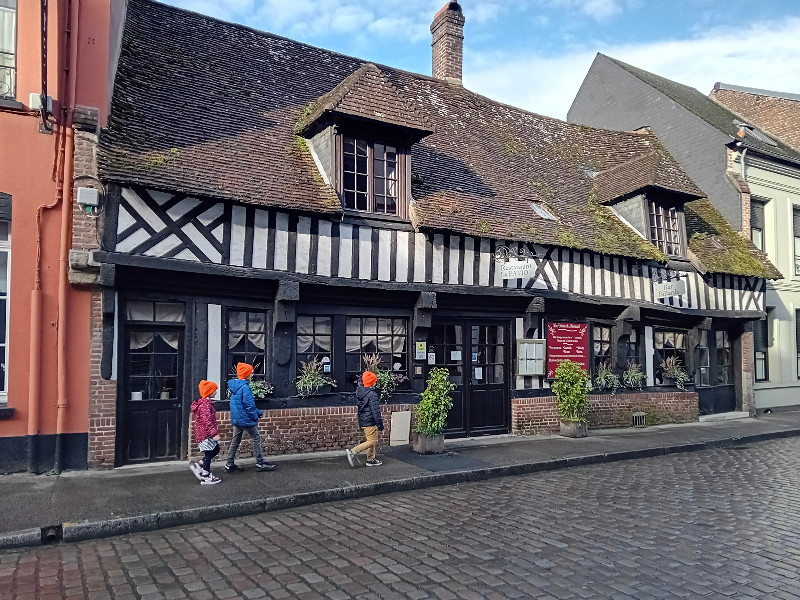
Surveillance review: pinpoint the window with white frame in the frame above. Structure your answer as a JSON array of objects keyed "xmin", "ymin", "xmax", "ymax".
[
  {"xmin": 754, "ymin": 316, "xmax": 768, "ymax": 382},
  {"xmin": 750, "ymin": 199, "xmax": 765, "ymax": 252},
  {"xmin": 648, "ymin": 200, "xmax": 684, "ymax": 256},
  {"xmin": 793, "ymin": 207, "xmax": 800, "ymax": 277},
  {"xmin": 0, "ymin": 0, "xmax": 16, "ymax": 100},
  {"xmin": 0, "ymin": 218, "xmax": 8, "ymax": 401}
]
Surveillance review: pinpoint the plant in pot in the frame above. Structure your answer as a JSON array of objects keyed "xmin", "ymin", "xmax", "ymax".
[
  {"xmin": 593, "ymin": 360, "xmax": 620, "ymax": 395},
  {"xmin": 226, "ymin": 378, "xmax": 274, "ymax": 400},
  {"xmin": 660, "ymin": 356, "xmax": 691, "ymax": 390},
  {"xmin": 622, "ymin": 360, "xmax": 646, "ymax": 391},
  {"xmin": 295, "ymin": 356, "xmax": 336, "ymax": 397},
  {"xmin": 363, "ymin": 353, "xmax": 408, "ymax": 402},
  {"xmin": 413, "ymin": 367, "xmax": 455, "ymax": 454},
  {"xmin": 551, "ymin": 360, "xmax": 590, "ymax": 438}
]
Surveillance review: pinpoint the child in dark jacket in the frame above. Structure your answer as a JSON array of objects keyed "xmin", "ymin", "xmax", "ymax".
[
  {"xmin": 346, "ymin": 371, "xmax": 384, "ymax": 468},
  {"xmin": 190, "ymin": 380, "xmax": 221, "ymax": 484}
]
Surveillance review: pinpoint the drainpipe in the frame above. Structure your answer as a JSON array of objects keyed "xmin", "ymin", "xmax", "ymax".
[
  {"xmin": 740, "ymin": 146, "xmax": 748, "ymax": 181},
  {"xmin": 53, "ymin": 0, "xmax": 80, "ymax": 474}
]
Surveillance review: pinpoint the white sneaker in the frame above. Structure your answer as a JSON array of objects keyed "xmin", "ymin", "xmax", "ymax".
[
  {"xmin": 345, "ymin": 449, "xmax": 360, "ymax": 468},
  {"xmin": 201, "ymin": 474, "xmax": 221, "ymax": 485},
  {"xmin": 189, "ymin": 462, "xmax": 204, "ymax": 481}
]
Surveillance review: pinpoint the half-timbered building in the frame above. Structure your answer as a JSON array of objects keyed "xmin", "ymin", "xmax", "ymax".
[{"xmin": 70, "ymin": 0, "xmax": 779, "ymax": 467}]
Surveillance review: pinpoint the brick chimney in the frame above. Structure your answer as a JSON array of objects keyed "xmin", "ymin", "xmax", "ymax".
[{"xmin": 431, "ymin": 2, "xmax": 465, "ymax": 83}]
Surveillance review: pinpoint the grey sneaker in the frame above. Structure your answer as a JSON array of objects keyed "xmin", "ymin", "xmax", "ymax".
[
  {"xmin": 365, "ymin": 459, "xmax": 382, "ymax": 467},
  {"xmin": 345, "ymin": 448, "xmax": 357, "ymax": 468},
  {"xmin": 189, "ymin": 462, "xmax": 204, "ymax": 481},
  {"xmin": 256, "ymin": 462, "xmax": 276, "ymax": 471},
  {"xmin": 224, "ymin": 463, "xmax": 242, "ymax": 472}
]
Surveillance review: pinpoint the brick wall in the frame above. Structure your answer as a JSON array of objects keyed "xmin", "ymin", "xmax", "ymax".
[
  {"xmin": 88, "ymin": 290, "xmax": 117, "ymax": 468},
  {"xmin": 430, "ymin": 7, "xmax": 464, "ymax": 81},
  {"xmin": 72, "ymin": 127, "xmax": 102, "ymax": 251},
  {"xmin": 189, "ymin": 403, "xmax": 414, "ymax": 463},
  {"xmin": 512, "ymin": 391, "xmax": 699, "ymax": 435}
]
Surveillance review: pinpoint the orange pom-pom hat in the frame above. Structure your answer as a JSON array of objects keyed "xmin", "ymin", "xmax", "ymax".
[
  {"xmin": 198, "ymin": 380, "xmax": 217, "ymax": 398},
  {"xmin": 362, "ymin": 371, "xmax": 377, "ymax": 387},
  {"xmin": 236, "ymin": 362, "xmax": 254, "ymax": 379}
]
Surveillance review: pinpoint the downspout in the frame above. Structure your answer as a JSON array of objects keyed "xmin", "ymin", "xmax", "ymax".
[
  {"xmin": 740, "ymin": 146, "xmax": 748, "ymax": 181},
  {"xmin": 53, "ymin": 0, "xmax": 80, "ymax": 474}
]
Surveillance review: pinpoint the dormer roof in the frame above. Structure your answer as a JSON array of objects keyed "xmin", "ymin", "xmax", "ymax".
[
  {"xmin": 593, "ymin": 150, "xmax": 704, "ymax": 205},
  {"xmin": 295, "ymin": 63, "xmax": 433, "ymax": 139}
]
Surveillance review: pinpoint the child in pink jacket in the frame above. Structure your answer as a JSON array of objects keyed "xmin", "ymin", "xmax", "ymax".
[{"xmin": 190, "ymin": 380, "xmax": 221, "ymax": 484}]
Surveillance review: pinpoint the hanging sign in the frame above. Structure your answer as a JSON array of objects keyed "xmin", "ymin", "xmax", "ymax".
[
  {"xmin": 653, "ymin": 279, "xmax": 686, "ymax": 300},
  {"xmin": 546, "ymin": 322, "xmax": 589, "ymax": 378}
]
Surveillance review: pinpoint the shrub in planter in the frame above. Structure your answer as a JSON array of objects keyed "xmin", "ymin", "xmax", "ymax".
[
  {"xmin": 660, "ymin": 356, "xmax": 691, "ymax": 390},
  {"xmin": 551, "ymin": 360, "xmax": 590, "ymax": 437},
  {"xmin": 295, "ymin": 356, "xmax": 336, "ymax": 397},
  {"xmin": 622, "ymin": 360, "xmax": 646, "ymax": 391},
  {"xmin": 593, "ymin": 360, "xmax": 620, "ymax": 395},
  {"xmin": 413, "ymin": 367, "xmax": 454, "ymax": 453}
]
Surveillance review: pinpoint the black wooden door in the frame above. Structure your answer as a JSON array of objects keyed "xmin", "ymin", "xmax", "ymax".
[
  {"xmin": 121, "ymin": 326, "xmax": 184, "ymax": 464},
  {"xmin": 696, "ymin": 329, "xmax": 736, "ymax": 415},
  {"xmin": 428, "ymin": 321, "xmax": 510, "ymax": 437}
]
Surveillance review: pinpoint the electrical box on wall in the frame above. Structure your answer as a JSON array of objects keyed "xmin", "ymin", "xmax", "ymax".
[{"xmin": 29, "ymin": 93, "xmax": 53, "ymax": 113}]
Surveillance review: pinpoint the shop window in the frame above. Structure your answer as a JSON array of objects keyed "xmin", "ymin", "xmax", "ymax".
[
  {"xmin": 716, "ymin": 331, "xmax": 733, "ymax": 385},
  {"xmin": 653, "ymin": 329, "xmax": 687, "ymax": 385},
  {"xmin": 0, "ymin": 0, "xmax": 16, "ymax": 100},
  {"xmin": 341, "ymin": 135, "xmax": 406, "ymax": 217},
  {"xmin": 592, "ymin": 324, "xmax": 612, "ymax": 373},
  {"xmin": 297, "ymin": 315, "xmax": 333, "ymax": 372},
  {"xmin": 345, "ymin": 317, "xmax": 408, "ymax": 389},
  {"xmin": 695, "ymin": 330, "xmax": 710, "ymax": 387},
  {"xmin": 296, "ymin": 314, "xmax": 409, "ymax": 391},
  {"xmin": 0, "ymin": 218, "xmax": 9, "ymax": 401},
  {"xmin": 625, "ymin": 329, "xmax": 640, "ymax": 365},
  {"xmin": 750, "ymin": 199, "xmax": 765, "ymax": 252},
  {"xmin": 754, "ymin": 317, "xmax": 768, "ymax": 382},
  {"xmin": 648, "ymin": 200, "xmax": 684, "ymax": 257},
  {"xmin": 226, "ymin": 310, "xmax": 269, "ymax": 383}
]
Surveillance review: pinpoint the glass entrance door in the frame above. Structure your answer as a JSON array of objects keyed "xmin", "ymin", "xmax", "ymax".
[{"xmin": 428, "ymin": 321, "xmax": 510, "ymax": 437}]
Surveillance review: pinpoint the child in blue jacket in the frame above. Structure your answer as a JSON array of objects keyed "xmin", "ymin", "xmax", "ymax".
[{"xmin": 224, "ymin": 362, "xmax": 276, "ymax": 472}]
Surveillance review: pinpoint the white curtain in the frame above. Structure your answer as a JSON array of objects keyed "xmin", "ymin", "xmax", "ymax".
[
  {"xmin": 297, "ymin": 316, "xmax": 331, "ymax": 353},
  {"xmin": 345, "ymin": 318, "xmax": 406, "ymax": 354},
  {"xmin": 126, "ymin": 301, "xmax": 184, "ymax": 349},
  {"xmin": 0, "ymin": 4, "xmax": 16, "ymax": 98}
]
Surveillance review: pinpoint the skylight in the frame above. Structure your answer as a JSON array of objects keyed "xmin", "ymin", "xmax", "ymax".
[{"xmin": 530, "ymin": 203, "xmax": 557, "ymax": 221}]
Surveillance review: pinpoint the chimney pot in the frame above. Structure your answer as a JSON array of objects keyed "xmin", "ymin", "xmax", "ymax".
[{"xmin": 431, "ymin": 1, "xmax": 465, "ymax": 83}]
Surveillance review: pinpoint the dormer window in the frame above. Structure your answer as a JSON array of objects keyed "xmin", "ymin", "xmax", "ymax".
[
  {"xmin": 342, "ymin": 136, "xmax": 400, "ymax": 216},
  {"xmin": 648, "ymin": 200, "xmax": 684, "ymax": 256}
]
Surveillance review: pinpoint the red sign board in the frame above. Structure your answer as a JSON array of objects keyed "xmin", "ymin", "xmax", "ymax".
[{"xmin": 546, "ymin": 322, "xmax": 589, "ymax": 378}]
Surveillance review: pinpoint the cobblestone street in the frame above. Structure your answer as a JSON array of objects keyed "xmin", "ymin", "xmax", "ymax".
[{"xmin": 2, "ymin": 437, "xmax": 800, "ymax": 599}]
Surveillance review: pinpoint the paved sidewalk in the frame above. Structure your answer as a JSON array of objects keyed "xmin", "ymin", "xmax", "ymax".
[{"xmin": 2, "ymin": 411, "xmax": 799, "ymax": 549}]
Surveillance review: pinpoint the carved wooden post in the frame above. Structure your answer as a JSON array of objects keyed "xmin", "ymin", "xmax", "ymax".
[{"xmin": 273, "ymin": 280, "xmax": 299, "ymax": 398}]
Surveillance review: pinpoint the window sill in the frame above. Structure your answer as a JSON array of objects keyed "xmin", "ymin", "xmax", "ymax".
[
  {"xmin": 0, "ymin": 98, "xmax": 25, "ymax": 110},
  {"xmin": 341, "ymin": 212, "xmax": 414, "ymax": 232},
  {"xmin": 0, "ymin": 406, "xmax": 15, "ymax": 419}
]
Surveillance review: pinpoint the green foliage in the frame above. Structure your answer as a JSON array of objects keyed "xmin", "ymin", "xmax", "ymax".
[
  {"xmin": 593, "ymin": 361, "xmax": 620, "ymax": 395},
  {"xmin": 555, "ymin": 226, "xmax": 580, "ymax": 248},
  {"xmin": 295, "ymin": 356, "xmax": 336, "ymax": 397},
  {"xmin": 551, "ymin": 360, "xmax": 590, "ymax": 423},
  {"xmin": 622, "ymin": 361, "xmax": 646, "ymax": 391},
  {"xmin": 416, "ymin": 367, "xmax": 455, "ymax": 436},
  {"xmin": 375, "ymin": 369, "xmax": 397, "ymax": 401},
  {"xmin": 661, "ymin": 356, "xmax": 691, "ymax": 390},
  {"xmin": 249, "ymin": 379, "xmax": 274, "ymax": 399}
]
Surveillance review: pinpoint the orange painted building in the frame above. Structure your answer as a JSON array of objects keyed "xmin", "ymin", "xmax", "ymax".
[{"xmin": 0, "ymin": 0, "xmax": 125, "ymax": 472}]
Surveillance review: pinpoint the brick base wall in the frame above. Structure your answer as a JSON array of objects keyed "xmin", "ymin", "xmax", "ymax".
[
  {"xmin": 189, "ymin": 404, "xmax": 414, "ymax": 463},
  {"xmin": 88, "ymin": 291, "xmax": 118, "ymax": 468},
  {"xmin": 512, "ymin": 391, "xmax": 699, "ymax": 435}
]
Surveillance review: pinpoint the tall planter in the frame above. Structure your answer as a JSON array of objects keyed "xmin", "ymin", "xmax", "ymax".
[
  {"xmin": 551, "ymin": 360, "xmax": 590, "ymax": 438},
  {"xmin": 413, "ymin": 367, "xmax": 454, "ymax": 454}
]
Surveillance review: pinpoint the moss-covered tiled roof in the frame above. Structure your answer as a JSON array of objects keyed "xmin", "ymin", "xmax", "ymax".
[{"xmin": 686, "ymin": 198, "xmax": 782, "ymax": 279}]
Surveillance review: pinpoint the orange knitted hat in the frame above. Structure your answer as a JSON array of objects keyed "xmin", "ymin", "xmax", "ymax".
[
  {"xmin": 237, "ymin": 363, "xmax": 254, "ymax": 379},
  {"xmin": 198, "ymin": 380, "xmax": 217, "ymax": 398},
  {"xmin": 362, "ymin": 371, "xmax": 377, "ymax": 387}
]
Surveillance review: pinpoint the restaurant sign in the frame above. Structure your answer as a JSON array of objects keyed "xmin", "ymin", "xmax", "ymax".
[{"xmin": 546, "ymin": 322, "xmax": 589, "ymax": 378}]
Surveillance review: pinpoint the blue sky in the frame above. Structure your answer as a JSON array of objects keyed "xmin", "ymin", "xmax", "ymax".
[{"xmin": 162, "ymin": 0, "xmax": 800, "ymax": 120}]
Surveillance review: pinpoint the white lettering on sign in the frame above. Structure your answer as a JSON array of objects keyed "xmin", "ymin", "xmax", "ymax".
[
  {"xmin": 500, "ymin": 260, "xmax": 535, "ymax": 280},
  {"xmin": 654, "ymin": 279, "xmax": 687, "ymax": 300}
]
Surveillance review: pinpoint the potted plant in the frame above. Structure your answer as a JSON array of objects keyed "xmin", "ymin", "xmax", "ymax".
[
  {"xmin": 551, "ymin": 360, "xmax": 590, "ymax": 438},
  {"xmin": 412, "ymin": 367, "xmax": 454, "ymax": 454},
  {"xmin": 296, "ymin": 356, "xmax": 336, "ymax": 397},
  {"xmin": 622, "ymin": 360, "xmax": 646, "ymax": 390},
  {"xmin": 660, "ymin": 356, "xmax": 691, "ymax": 390},
  {"xmin": 362, "ymin": 353, "xmax": 410, "ymax": 402},
  {"xmin": 593, "ymin": 360, "xmax": 620, "ymax": 395},
  {"xmin": 226, "ymin": 378, "xmax": 274, "ymax": 400}
]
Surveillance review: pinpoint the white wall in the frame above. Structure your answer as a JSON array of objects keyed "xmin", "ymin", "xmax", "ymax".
[{"xmin": 741, "ymin": 153, "xmax": 800, "ymax": 409}]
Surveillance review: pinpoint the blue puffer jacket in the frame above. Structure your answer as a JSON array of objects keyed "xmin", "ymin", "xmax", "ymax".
[
  {"xmin": 228, "ymin": 379, "xmax": 262, "ymax": 427},
  {"xmin": 355, "ymin": 385, "xmax": 384, "ymax": 430}
]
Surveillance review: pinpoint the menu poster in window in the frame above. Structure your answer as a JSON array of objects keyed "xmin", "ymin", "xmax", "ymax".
[{"xmin": 546, "ymin": 322, "xmax": 589, "ymax": 378}]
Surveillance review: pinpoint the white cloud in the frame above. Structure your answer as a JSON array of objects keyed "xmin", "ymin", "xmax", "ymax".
[
  {"xmin": 543, "ymin": 0, "xmax": 640, "ymax": 20},
  {"xmin": 465, "ymin": 17, "xmax": 800, "ymax": 120}
]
